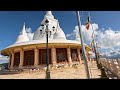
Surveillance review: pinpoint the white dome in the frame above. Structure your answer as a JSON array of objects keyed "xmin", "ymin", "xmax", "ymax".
[
  {"xmin": 15, "ymin": 34, "xmax": 29, "ymax": 43},
  {"xmin": 33, "ymin": 26, "xmax": 45, "ymax": 40},
  {"xmin": 53, "ymin": 28, "xmax": 66, "ymax": 40},
  {"xmin": 27, "ymin": 33, "xmax": 34, "ymax": 40}
]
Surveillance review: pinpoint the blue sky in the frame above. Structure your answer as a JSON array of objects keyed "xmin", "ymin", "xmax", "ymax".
[{"xmin": 0, "ymin": 11, "xmax": 120, "ymax": 60}]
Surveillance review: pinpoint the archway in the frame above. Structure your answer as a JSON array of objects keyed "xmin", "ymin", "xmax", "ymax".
[
  {"xmin": 39, "ymin": 49, "xmax": 51, "ymax": 65},
  {"xmin": 56, "ymin": 48, "xmax": 68, "ymax": 63},
  {"xmin": 23, "ymin": 50, "xmax": 34, "ymax": 66},
  {"xmin": 14, "ymin": 52, "xmax": 20, "ymax": 67},
  {"xmin": 71, "ymin": 49, "xmax": 78, "ymax": 62}
]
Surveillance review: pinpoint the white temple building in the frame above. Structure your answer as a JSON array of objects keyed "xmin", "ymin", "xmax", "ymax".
[{"xmin": 1, "ymin": 11, "xmax": 91, "ymax": 70}]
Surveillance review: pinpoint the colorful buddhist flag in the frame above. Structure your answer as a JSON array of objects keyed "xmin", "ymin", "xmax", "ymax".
[
  {"xmin": 92, "ymin": 47, "xmax": 94, "ymax": 52},
  {"xmin": 86, "ymin": 16, "xmax": 90, "ymax": 30},
  {"xmin": 91, "ymin": 30, "xmax": 94, "ymax": 38},
  {"xmin": 90, "ymin": 39, "xmax": 94, "ymax": 47},
  {"xmin": 90, "ymin": 39, "xmax": 94, "ymax": 52}
]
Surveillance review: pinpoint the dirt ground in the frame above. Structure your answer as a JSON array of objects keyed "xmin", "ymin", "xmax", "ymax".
[{"xmin": 0, "ymin": 61, "xmax": 101, "ymax": 79}]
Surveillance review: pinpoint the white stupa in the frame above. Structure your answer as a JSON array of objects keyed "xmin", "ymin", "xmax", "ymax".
[
  {"xmin": 33, "ymin": 11, "xmax": 66, "ymax": 40},
  {"xmin": 1, "ymin": 11, "xmax": 91, "ymax": 70},
  {"xmin": 44, "ymin": 11, "xmax": 54, "ymax": 19},
  {"xmin": 53, "ymin": 22, "xmax": 66, "ymax": 40},
  {"xmin": 27, "ymin": 33, "xmax": 34, "ymax": 41},
  {"xmin": 2, "ymin": 11, "xmax": 90, "ymax": 49},
  {"xmin": 15, "ymin": 23, "xmax": 29, "ymax": 43}
]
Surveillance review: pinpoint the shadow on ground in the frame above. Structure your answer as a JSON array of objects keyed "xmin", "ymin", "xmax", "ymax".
[{"xmin": 0, "ymin": 70, "xmax": 21, "ymax": 75}]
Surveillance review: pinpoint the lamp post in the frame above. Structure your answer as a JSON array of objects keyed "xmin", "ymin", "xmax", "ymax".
[{"xmin": 41, "ymin": 19, "xmax": 55, "ymax": 79}]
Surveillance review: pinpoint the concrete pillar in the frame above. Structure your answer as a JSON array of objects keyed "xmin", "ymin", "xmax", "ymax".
[
  {"xmin": 77, "ymin": 48, "xmax": 81, "ymax": 63},
  {"xmin": 19, "ymin": 48, "xmax": 24, "ymax": 68},
  {"xmin": 34, "ymin": 47, "xmax": 39, "ymax": 67},
  {"xmin": 51, "ymin": 47, "xmax": 57, "ymax": 66},
  {"xmin": 10, "ymin": 50, "xmax": 14, "ymax": 69},
  {"xmin": 67, "ymin": 48, "xmax": 72, "ymax": 66},
  {"xmin": 8, "ymin": 54, "xmax": 11, "ymax": 69}
]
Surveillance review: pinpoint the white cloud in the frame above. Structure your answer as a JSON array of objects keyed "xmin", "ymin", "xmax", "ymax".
[
  {"xmin": 25, "ymin": 27, "xmax": 34, "ymax": 40},
  {"xmin": 67, "ymin": 23, "xmax": 120, "ymax": 49},
  {"xmin": 0, "ymin": 54, "xmax": 9, "ymax": 61},
  {"xmin": 67, "ymin": 23, "xmax": 120, "ymax": 59},
  {"xmin": 96, "ymin": 28, "xmax": 120, "ymax": 59},
  {"xmin": 26, "ymin": 27, "xmax": 32, "ymax": 33},
  {"xmin": 66, "ymin": 33, "xmax": 75, "ymax": 40},
  {"xmin": 97, "ymin": 29, "xmax": 120, "ymax": 49},
  {"xmin": 66, "ymin": 23, "xmax": 99, "ymax": 42},
  {"xmin": 101, "ymin": 48, "xmax": 120, "ymax": 59}
]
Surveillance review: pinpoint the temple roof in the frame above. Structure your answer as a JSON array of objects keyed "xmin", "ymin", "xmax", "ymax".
[{"xmin": 6, "ymin": 39, "xmax": 82, "ymax": 49}]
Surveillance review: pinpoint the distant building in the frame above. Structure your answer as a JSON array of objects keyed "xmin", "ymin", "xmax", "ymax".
[{"xmin": 1, "ymin": 11, "xmax": 91, "ymax": 70}]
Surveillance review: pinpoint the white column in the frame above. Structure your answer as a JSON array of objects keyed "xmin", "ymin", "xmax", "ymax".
[
  {"xmin": 67, "ymin": 48, "xmax": 72, "ymax": 66},
  {"xmin": 19, "ymin": 48, "xmax": 24, "ymax": 68},
  {"xmin": 51, "ymin": 47, "xmax": 57, "ymax": 66},
  {"xmin": 10, "ymin": 50, "xmax": 14, "ymax": 69},
  {"xmin": 77, "ymin": 48, "xmax": 81, "ymax": 63},
  {"xmin": 34, "ymin": 47, "xmax": 39, "ymax": 67}
]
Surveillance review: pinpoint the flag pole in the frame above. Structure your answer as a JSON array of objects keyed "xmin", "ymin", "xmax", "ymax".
[
  {"xmin": 76, "ymin": 11, "xmax": 90, "ymax": 79},
  {"xmin": 89, "ymin": 12, "xmax": 100, "ymax": 69}
]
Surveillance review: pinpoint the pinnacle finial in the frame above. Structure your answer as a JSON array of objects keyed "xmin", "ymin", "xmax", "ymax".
[
  {"xmin": 22, "ymin": 22, "xmax": 26, "ymax": 34},
  {"xmin": 46, "ymin": 11, "xmax": 52, "ymax": 15},
  {"xmin": 45, "ymin": 11, "xmax": 54, "ymax": 18},
  {"xmin": 24, "ymin": 22, "xmax": 25, "ymax": 26}
]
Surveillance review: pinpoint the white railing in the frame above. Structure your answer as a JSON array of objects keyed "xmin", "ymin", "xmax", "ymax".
[{"xmin": 99, "ymin": 58, "xmax": 120, "ymax": 78}]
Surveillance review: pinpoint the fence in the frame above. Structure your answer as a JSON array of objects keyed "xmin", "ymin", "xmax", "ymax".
[{"xmin": 99, "ymin": 58, "xmax": 120, "ymax": 78}]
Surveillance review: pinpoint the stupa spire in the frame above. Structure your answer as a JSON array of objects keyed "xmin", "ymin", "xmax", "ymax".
[
  {"xmin": 22, "ymin": 22, "xmax": 27, "ymax": 35},
  {"xmin": 46, "ymin": 11, "xmax": 52, "ymax": 15},
  {"xmin": 45, "ymin": 11, "xmax": 54, "ymax": 19}
]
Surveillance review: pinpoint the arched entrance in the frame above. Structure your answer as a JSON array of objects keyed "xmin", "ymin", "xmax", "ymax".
[
  {"xmin": 14, "ymin": 52, "xmax": 20, "ymax": 67},
  {"xmin": 23, "ymin": 50, "xmax": 34, "ymax": 66},
  {"xmin": 56, "ymin": 48, "xmax": 68, "ymax": 63},
  {"xmin": 39, "ymin": 49, "xmax": 51, "ymax": 65},
  {"xmin": 71, "ymin": 49, "xmax": 78, "ymax": 62}
]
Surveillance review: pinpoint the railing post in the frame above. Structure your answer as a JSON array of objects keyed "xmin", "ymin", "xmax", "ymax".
[
  {"xmin": 111, "ymin": 60, "xmax": 119, "ymax": 76},
  {"xmin": 99, "ymin": 59, "xmax": 109, "ymax": 79}
]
